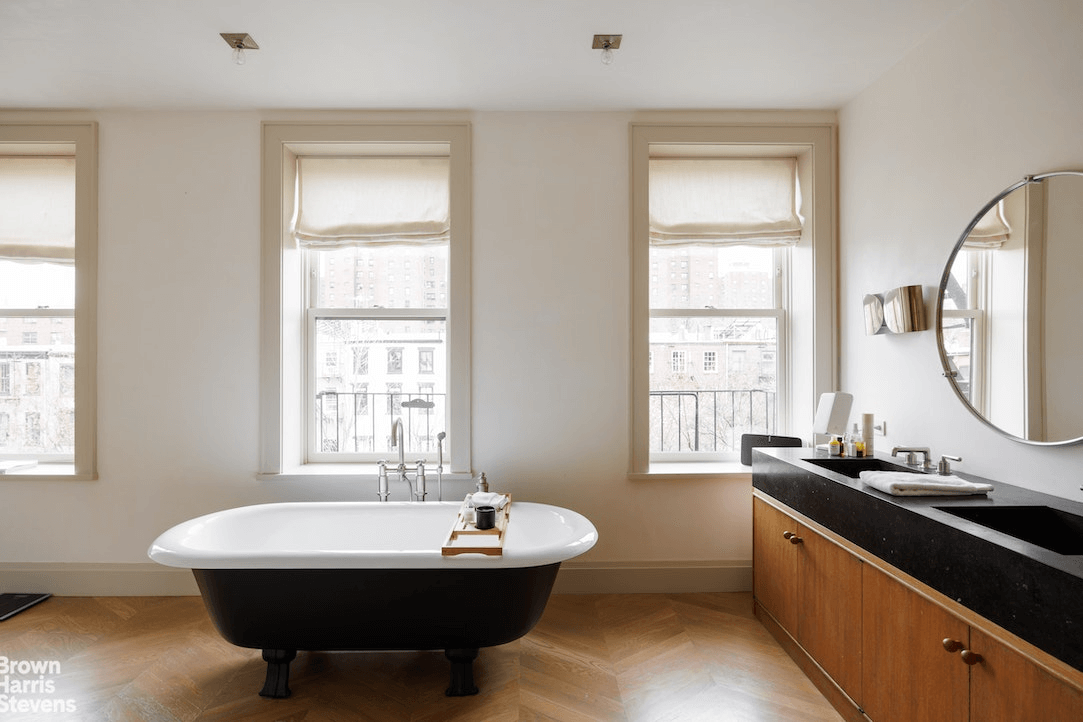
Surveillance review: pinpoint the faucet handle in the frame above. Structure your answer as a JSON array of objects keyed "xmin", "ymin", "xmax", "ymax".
[{"xmin": 938, "ymin": 455, "xmax": 962, "ymax": 476}]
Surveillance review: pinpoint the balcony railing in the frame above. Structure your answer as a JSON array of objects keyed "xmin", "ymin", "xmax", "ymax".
[
  {"xmin": 650, "ymin": 389, "xmax": 777, "ymax": 453},
  {"xmin": 315, "ymin": 391, "xmax": 445, "ymax": 454}
]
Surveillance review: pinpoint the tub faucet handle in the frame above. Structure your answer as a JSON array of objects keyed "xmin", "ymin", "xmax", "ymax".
[
  {"xmin": 377, "ymin": 461, "xmax": 390, "ymax": 502},
  {"xmin": 416, "ymin": 460, "xmax": 427, "ymax": 501}
]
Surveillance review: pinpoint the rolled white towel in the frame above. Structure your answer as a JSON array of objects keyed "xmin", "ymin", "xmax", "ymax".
[
  {"xmin": 859, "ymin": 470, "xmax": 993, "ymax": 496},
  {"xmin": 467, "ymin": 492, "xmax": 509, "ymax": 510}
]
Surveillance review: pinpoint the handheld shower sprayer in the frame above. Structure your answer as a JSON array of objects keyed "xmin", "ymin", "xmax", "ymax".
[{"xmin": 436, "ymin": 431, "xmax": 446, "ymax": 501}]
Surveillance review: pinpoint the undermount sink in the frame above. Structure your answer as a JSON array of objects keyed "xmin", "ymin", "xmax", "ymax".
[
  {"xmin": 934, "ymin": 505, "xmax": 1083, "ymax": 555},
  {"xmin": 804, "ymin": 457, "xmax": 920, "ymax": 479}
]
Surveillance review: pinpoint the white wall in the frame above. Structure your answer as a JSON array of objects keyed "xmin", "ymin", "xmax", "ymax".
[
  {"xmin": 840, "ymin": 0, "xmax": 1083, "ymax": 499},
  {"xmin": 0, "ymin": 109, "xmax": 770, "ymax": 591}
]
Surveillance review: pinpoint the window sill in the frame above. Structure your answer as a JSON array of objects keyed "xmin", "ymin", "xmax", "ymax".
[
  {"xmin": 628, "ymin": 461, "xmax": 752, "ymax": 482},
  {"xmin": 0, "ymin": 464, "xmax": 95, "ymax": 482},
  {"xmin": 257, "ymin": 463, "xmax": 475, "ymax": 484}
]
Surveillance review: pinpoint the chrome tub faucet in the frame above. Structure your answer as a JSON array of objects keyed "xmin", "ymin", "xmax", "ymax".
[{"xmin": 378, "ymin": 416, "xmax": 438, "ymax": 501}]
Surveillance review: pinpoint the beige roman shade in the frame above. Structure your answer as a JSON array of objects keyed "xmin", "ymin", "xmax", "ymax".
[
  {"xmin": 648, "ymin": 158, "xmax": 803, "ymax": 246},
  {"xmin": 0, "ymin": 156, "xmax": 76, "ymax": 263},
  {"xmin": 292, "ymin": 156, "xmax": 450, "ymax": 247},
  {"xmin": 962, "ymin": 200, "xmax": 1011, "ymax": 249}
]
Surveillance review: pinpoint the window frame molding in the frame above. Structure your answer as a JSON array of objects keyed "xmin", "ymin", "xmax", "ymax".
[
  {"xmin": 259, "ymin": 122, "xmax": 472, "ymax": 476},
  {"xmin": 0, "ymin": 122, "xmax": 98, "ymax": 481},
  {"xmin": 629, "ymin": 122, "xmax": 837, "ymax": 476}
]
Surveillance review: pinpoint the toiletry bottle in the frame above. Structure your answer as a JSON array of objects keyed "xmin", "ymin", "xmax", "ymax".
[
  {"xmin": 847, "ymin": 423, "xmax": 860, "ymax": 457},
  {"xmin": 828, "ymin": 436, "xmax": 841, "ymax": 456}
]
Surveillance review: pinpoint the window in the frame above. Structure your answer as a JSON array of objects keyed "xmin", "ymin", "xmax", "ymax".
[
  {"xmin": 260, "ymin": 123, "xmax": 471, "ymax": 473},
  {"xmin": 0, "ymin": 124, "xmax": 97, "ymax": 478},
  {"xmin": 630, "ymin": 123, "xmax": 836, "ymax": 472},
  {"xmin": 387, "ymin": 347, "xmax": 404, "ymax": 375},
  {"xmin": 25, "ymin": 362, "xmax": 41, "ymax": 395},
  {"xmin": 386, "ymin": 383, "xmax": 402, "ymax": 415},
  {"xmin": 25, "ymin": 412, "xmax": 40, "ymax": 447},
  {"xmin": 671, "ymin": 350, "xmax": 687, "ymax": 374},
  {"xmin": 353, "ymin": 347, "xmax": 369, "ymax": 375},
  {"xmin": 305, "ymin": 164, "xmax": 447, "ymax": 458},
  {"xmin": 419, "ymin": 348, "xmax": 434, "ymax": 374},
  {"xmin": 357, "ymin": 383, "xmax": 369, "ymax": 414},
  {"xmin": 941, "ymin": 248, "xmax": 985, "ymax": 409}
]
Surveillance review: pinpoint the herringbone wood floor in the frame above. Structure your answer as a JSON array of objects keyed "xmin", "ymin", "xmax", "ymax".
[{"xmin": 0, "ymin": 593, "xmax": 843, "ymax": 721}]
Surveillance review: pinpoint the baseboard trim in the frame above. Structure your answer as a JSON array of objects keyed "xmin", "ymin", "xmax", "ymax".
[
  {"xmin": 553, "ymin": 560, "xmax": 753, "ymax": 594},
  {"xmin": 0, "ymin": 563, "xmax": 200, "ymax": 596},
  {"xmin": 0, "ymin": 560, "xmax": 751, "ymax": 596}
]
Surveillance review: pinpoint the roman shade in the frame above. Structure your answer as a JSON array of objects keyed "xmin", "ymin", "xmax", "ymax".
[
  {"xmin": 648, "ymin": 158, "xmax": 803, "ymax": 246},
  {"xmin": 962, "ymin": 200, "xmax": 1011, "ymax": 249},
  {"xmin": 292, "ymin": 156, "xmax": 450, "ymax": 248},
  {"xmin": 0, "ymin": 156, "xmax": 76, "ymax": 263}
]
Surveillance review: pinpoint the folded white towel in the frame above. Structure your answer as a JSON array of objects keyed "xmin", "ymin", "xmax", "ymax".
[
  {"xmin": 859, "ymin": 470, "xmax": 993, "ymax": 496},
  {"xmin": 467, "ymin": 492, "xmax": 509, "ymax": 510}
]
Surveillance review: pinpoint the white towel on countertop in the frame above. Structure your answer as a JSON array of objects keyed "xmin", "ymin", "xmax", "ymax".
[
  {"xmin": 859, "ymin": 470, "xmax": 993, "ymax": 496},
  {"xmin": 467, "ymin": 492, "xmax": 509, "ymax": 510}
]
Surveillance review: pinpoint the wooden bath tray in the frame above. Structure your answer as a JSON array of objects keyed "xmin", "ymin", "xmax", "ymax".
[{"xmin": 441, "ymin": 495, "xmax": 511, "ymax": 556}]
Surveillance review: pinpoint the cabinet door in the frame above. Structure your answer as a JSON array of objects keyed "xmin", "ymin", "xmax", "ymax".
[
  {"xmin": 969, "ymin": 629, "xmax": 1083, "ymax": 722},
  {"xmin": 861, "ymin": 565, "xmax": 969, "ymax": 722},
  {"xmin": 753, "ymin": 497, "xmax": 799, "ymax": 633},
  {"xmin": 798, "ymin": 525, "xmax": 863, "ymax": 702}
]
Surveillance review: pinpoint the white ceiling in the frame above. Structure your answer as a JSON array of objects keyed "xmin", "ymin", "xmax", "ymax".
[{"xmin": 1, "ymin": 0, "xmax": 970, "ymax": 111}]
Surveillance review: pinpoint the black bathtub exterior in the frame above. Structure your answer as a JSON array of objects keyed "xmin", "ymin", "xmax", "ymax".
[{"xmin": 192, "ymin": 563, "xmax": 560, "ymax": 698}]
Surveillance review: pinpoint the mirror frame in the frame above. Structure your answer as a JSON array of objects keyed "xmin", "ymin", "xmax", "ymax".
[{"xmin": 935, "ymin": 170, "xmax": 1083, "ymax": 447}]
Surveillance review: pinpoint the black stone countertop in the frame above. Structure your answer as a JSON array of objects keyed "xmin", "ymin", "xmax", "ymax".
[{"xmin": 752, "ymin": 447, "xmax": 1083, "ymax": 672}]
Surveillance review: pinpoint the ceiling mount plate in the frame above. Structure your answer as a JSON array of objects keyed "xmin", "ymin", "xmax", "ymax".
[
  {"xmin": 220, "ymin": 33, "xmax": 259, "ymax": 50},
  {"xmin": 592, "ymin": 34, "xmax": 622, "ymax": 50}
]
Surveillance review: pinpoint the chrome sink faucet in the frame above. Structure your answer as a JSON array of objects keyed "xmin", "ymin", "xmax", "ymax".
[{"xmin": 891, "ymin": 446, "xmax": 933, "ymax": 471}]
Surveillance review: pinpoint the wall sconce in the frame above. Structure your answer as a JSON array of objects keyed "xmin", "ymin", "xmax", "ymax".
[
  {"xmin": 863, "ymin": 294, "xmax": 886, "ymax": 335},
  {"xmin": 592, "ymin": 34, "xmax": 622, "ymax": 65},
  {"xmin": 865, "ymin": 285, "xmax": 926, "ymax": 335},
  {"xmin": 220, "ymin": 33, "xmax": 259, "ymax": 65}
]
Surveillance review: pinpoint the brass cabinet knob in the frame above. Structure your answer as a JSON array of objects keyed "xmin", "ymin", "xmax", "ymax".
[
  {"xmin": 942, "ymin": 638, "xmax": 965, "ymax": 653},
  {"xmin": 788, "ymin": 534, "xmax": 803, "ymax": 545},
  {"xmin": 960, "ymin": 649, "xmax": 983, "ymax": 666},
  {"xmin": 783, "ymin": 531, "xmax": 794, "ymax": 539}
]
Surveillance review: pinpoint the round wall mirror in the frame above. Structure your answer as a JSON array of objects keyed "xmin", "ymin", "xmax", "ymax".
[{"xmin": 936, "ymin": 171, "xmax": 1083, "ymax": 445}]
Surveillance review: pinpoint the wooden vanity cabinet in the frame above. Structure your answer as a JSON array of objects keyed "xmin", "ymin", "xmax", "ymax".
[
  {"xmin": 752, "ymin": 497, "xmax": 862, "ymax": 701},
  {"xmin": 968, "ymin": 629, "xmax": 1083, "ymax": 722},
  {"xmin": 861, "ymin": 564, "xmax": 969, "ymax": 722},
  {"xmin": 754, "ymin": 492, "xmax": 1083, "ymax": 722},
  {"xmin": 752, "ymin": 496, "xmax": 798, "ymax": 631}
]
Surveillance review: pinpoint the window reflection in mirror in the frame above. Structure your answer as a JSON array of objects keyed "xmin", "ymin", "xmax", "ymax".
[{"xmin": 938, "ymin": 172, "xmax": 1083, "ymax": 444}]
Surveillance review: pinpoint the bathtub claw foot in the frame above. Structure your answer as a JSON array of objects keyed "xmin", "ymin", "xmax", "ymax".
[
  {"xmin": 259, "ymin": 648, "xmax": 296, "ymax": 698},
  {"xmin": 445, "ymin": 648, "xmax": 479, "ymax": 696}
]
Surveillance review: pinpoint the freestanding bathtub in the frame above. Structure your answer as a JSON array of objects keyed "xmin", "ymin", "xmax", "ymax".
[{"xmin": 147, "ymin": 500, "xmax": 597, "ymax": 699}]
